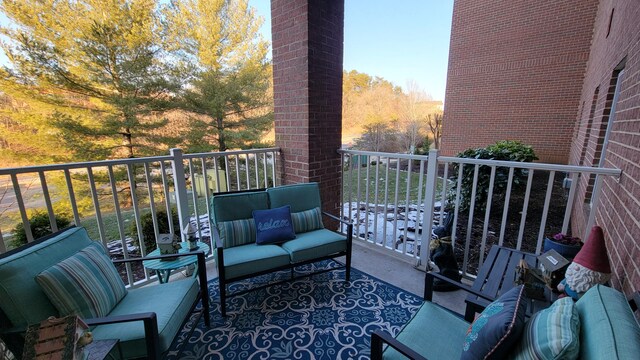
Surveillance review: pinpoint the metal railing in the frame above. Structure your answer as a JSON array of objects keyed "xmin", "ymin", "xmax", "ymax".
[
  {"xmin": 0, "ymin": 147, "xmax": 280, "ymax": 286},
  {"xmin": 340, "ymin": 149, "xmax": 622, "ymax": 278}
]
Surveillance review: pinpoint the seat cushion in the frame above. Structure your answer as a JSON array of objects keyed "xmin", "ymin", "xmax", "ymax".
[
  {"xmin": 217, "ymin": 243, "xmax": 291, "ymax": 280},
  {"xmin": 267, "ymin": 183, "xmax": 322, "ymax": 212},
  {"xmin": 217, "ymin": 218, "xmax": 256, "ymax": 248},
  {"xmin": 253, "ymin": 205, "xmax": 296, "ymax": 245},
  {"xmin": 281, "ymin": 229, "xmax": 346, "ymax": 263},
  {"xmin": 291, "ymin": 207, "xmax": 324, "ymax": 234},
  {"xmin": 510, "ymin": 297, "xmax": 580, "ymax": 360},
  {"xmin": 461, "ymin": 285, "xmax": 527, "ymax": 360},
  {"xmin": 91, "ymin": 278, "xmax": 200, "ymax": 359},
  {"xmin": 36, "ymin": 243, "xmax": 127, "ymax": 318},
  {"xmin": 575, "ymin": 285, "xmax": 640, "ymax": 360},
  {"xmin": 383, "ymin": 301, "xmax": 469, "ymax": 360}
]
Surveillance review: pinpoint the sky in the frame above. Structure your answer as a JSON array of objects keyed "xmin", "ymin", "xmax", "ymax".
[{"xmin": 249, "ymin": 0, "xmax": 454, "ymax": 101}]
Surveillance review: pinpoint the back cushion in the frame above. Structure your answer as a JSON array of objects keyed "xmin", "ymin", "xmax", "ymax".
[
  {"xmin": 36, "ymin": 243, "xmax": 127, "ymax": 318},
  {"xmin": 267, "ymin": 183, "xmax": 322, "ymax": 212},
  {"xmin": 575, "ymin": 285, "xmax": 640, "ymax": 360},
  {"xmin": 211, "ymin": 191, "xmax": 269, "ymax": 222},
  {"xmin": 217, "ymin": 218, "xmax": 257, "ymax": 248},
  {"xmin": 0, "ymin": 227, "xmax": 94, "ymax": 328},
  {"xmin": 291, "ymin": 207, "xmax": 324, "ymax": 233}
]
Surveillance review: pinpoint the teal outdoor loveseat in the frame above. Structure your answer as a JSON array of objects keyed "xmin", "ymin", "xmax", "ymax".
[
  {"xmin": 210, "ymin": 182, "xmax": 353, "ymax": 316},
  {"xmin": 0, "ymin": 226, "xmax": 210, "ymax": 359}
]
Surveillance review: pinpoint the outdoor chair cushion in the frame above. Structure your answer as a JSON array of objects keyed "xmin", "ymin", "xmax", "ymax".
[
  {"xmin": 383, "ymin": 300, "xmax": 469, "ymax": 359},
  {"xmin": 510, "ymin": 297, "xmax": 580, "ymax": 360},
  {"xmin": 215, "ymin": 243, "xmax": 290, "ymax": 279},
  {"xmin": 90, "ymin": 277, "xmax": 200, "ymax": 359},
  {"xmin": 267, "ymin": 183, "xmax": 322, "ymax": 212},
  {"xmin": 211, "ymin": 191, "xmax": 269, "ymax": 223},
  {"xmin": 281, "ymin": 229, "xmax": 347, "ymax": 263},
  {"xmin": 0, "ymin": 227, "xmax": 94, "ymax": 328},
  {"xmin": 461, "ymin": 285, "xmax": 527, "ymax": 360},
  {"xmin": 576, "ymin": 285, "xmax": 640, "ymax": 360},
  {"xmin": 35, "ymin": 243, "xmax": 127, "ymax": 319},
  {"xmin": 253, "ymin": 205, "xmax": 296, "ymax": 245},
  {"xmin": 291, "ymin": 207, "xmax": 324, "ymax": 233}
]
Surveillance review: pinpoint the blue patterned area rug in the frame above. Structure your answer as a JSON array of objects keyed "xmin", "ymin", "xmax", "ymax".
[{"xmin": 165, "ymin": 261, "xmax": 424, "ymax": 359}]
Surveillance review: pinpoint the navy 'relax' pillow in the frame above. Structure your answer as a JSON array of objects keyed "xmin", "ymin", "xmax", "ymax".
[
  {"xmin": 461, "ymin": 285, "xmax": 527, "ymax": 360},
  {"xmin": 253, "ymin": 205, "xmax": 296, "ymax": 245}
]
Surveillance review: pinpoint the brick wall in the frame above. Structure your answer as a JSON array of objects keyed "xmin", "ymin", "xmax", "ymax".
[
  {"xmin": 441, "ymin": 0, "xmax": 598, "ymax": 163},
  {"xmin": 271, "ymin": 0, "xmax": 344, "ymax": 215},
  {"xmin": 569, "ymin": 0, "xmax": 640, "ymax": 296}
]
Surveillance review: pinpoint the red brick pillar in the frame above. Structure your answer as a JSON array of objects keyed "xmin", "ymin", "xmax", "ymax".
[{"xmin": 271, "ymin": 0, "xmax": 344, "ymax": 216}]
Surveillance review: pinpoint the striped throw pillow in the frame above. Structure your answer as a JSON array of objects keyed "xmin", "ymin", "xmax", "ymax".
[
  {"xmin": 36, "ymin": 243, "xmax": 127, "ymax": 319},
  {"xmin": 510, "ymin": 297, "xmax": 580, "ymax": 360},
  {"xmin": 291, "ymin": 207, "xmax": 324, "ymax": 233},
  {"xmin": 217, "ymin": 218, "xmax": 256, "ymax": 247}
]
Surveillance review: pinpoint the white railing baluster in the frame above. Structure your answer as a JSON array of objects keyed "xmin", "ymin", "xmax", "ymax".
[
  {"xmin": 170, "ymin": 149, "xmax": 190, "ymax": 240},
  {"xmin": 439, "ymin": 163, "xmax": 449, "ymax": 226},
  {"xmin": 64, "ymin": 169, "xmax": 81, "ymax": 226},
  {"xmin": 86, "ymin": 167, "xmax": 106, "ymax": 245},
  {"xmin": 201, "ymin": 157, "xmax": 213, "ymax": 238},
  {"xmin": 373, "ymin": 156, "xmax": 380, "ymax": 245},
  {"xmin": 561, "ymin": 172, "xmax": 579, "ymax": 234},
  {"xmin": 363, "ymin": 158, "xmax": 371, "ymax": 242},
  {"xmin": 38, "ymin": 171, "xmax": 57, "ymax": 232},
  {"xmin": 392, "ymin": 158, "xmax": 401, "ymax": 252},
  {"xmin": 420, "ymin": 149, "xmax": 440, "ymax": 267},
  {"xmin": 479, "ymin": 166, "xmax": 497, "ymax": 267},
  {"xmin": 254, "ymin": 154, "xmax": 259, "ymax": 189},
  {"xmin": 159, "ymin": 161, "xmax": 174, "ymax": 236},
  {"xmin": 144, "ymin": 163, "xmax": 160, "ymax": 249},
  {"xmin": 451, "ymin": 163, "xmax": 464, "ymax": 250},
  {"xmin": 356, "ymin": 155, "xmax": 362, "ymax": 238},
  {"xmin": 463, "ymin": 164, "xmax": 480, "ymax": 273},
  {"xmin": 382, "ymin": 157, "xmax": 391, "ymax": 248},
  {"xmin": 498, "ymin": 168, "xmax": 515, "ymax": 246},
  {"xmin": 188, "ymin": 159, "xmax": 202, "ymax": 241},
  {"xmin": 516, "ymin": 170, "xmax": 535, "ymax": 250},
  {"xmin": 402, "ymin": 158, "xmax": 413, "ymax": 255},
  {"xmin": 244, "ymin": 154, "xmax": 250, "ymax": 188},
  {"xmin": 262, "ymin": 154, "xmax": 268, "ymax": 188},
  {"xmin": 536, "ymin": 171, "xmax": 556, "ymax": 254},
  {"xmin": 126, "ymin": 164, "xmax": 145, "ymax": 256},
  {"xmin": 234, "ymin": 155, "xmax": 241, "ymax": 189},
  {"xmin": 213, "ymin": 157, "xmax": 222, "ymax": 192},
  {"xmin": 10, "ymin": 174, "xmax": 32, "ymax": 242},
  {"xmin": 107, "ymin": 165, "xmax": 134, "ymax": 285}
]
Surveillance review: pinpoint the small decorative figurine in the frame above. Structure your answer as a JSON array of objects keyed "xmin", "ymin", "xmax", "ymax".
[{"xmin": 184, "ymin": 221, "xmax": 199, "ymax": 251}]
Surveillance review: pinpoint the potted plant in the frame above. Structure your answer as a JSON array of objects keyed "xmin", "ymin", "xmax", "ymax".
[{"xmin": 543, "ymin": 232, "xmax": 583, "ymax": 259}]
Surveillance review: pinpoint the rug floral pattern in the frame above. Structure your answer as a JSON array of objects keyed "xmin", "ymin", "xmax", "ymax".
[{"xmin": 166, "ymin": 261, "xmax": 423, "ymax": 359}]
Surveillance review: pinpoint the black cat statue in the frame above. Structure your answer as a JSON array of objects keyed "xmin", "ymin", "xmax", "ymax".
[{"xmin": 429, "ymin": 236, "xmax": 462, "ymax": 292}]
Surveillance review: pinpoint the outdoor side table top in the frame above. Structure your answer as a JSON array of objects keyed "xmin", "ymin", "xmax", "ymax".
[
  {"xmin": 464, "ymin": 245, "xmax": 555, "ymax": 322},
  {"xmin": 142, "ymin": 241, "xmax": 209, "ymax": 283}
]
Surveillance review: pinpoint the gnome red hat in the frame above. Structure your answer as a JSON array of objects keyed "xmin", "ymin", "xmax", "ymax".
[
  {"xmin": 572, "ymin": 225, "xmax": 611, "ymax": 273},
  {"xmin": 562, "ymin": 225, "xmax": 611, "ymax": 295}
]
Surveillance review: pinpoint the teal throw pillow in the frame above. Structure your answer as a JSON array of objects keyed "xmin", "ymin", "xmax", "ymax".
[
  {"xmin": 510, "ymin": 297, "xmax": 580, "ymax": 360},
  {"xmin": 253, "ymin": 205, "xmax": 296, "ymax": 245},
  {"xmin": 36, "ymin": 243, "xmax": 127, "ymax": 319},
  {"xmin": 291, "ymin": 207, "xmax": 324, "ymax": 233},
  {"xmin": 461, "ymin": 285, "xmax": 527, "ymax": 360},
  {"xmin": 217, "ymin": 218, "xmax": 256, "ymax": 248}
]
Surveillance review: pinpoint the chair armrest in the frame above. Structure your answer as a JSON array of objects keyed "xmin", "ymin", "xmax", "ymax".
[
  {"xmin": 371, "ymin": 330, "xmax": 427, "ymax": 360},
  {"xmin": 86, "ymin": 312, "xmax": 160, "ymax": 359},
  {"xmin": 424, "ymin": 272, "xmax": 495, "ymax": 302},
  {"xmin": 322, "ymin": 211, "xmax": 353, "ymax": 226}
]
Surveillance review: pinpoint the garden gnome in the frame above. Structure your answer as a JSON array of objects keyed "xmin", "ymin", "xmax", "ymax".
[{"xmin": 557, "ymin": 225, "xmax": 611, "ymax": 300}]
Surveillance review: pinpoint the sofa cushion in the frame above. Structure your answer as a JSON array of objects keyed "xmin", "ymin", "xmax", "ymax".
[
  {"xmin": 281, "ymin": 229, "xmax": 346, "ymax": 263},
  {"xmin": 267, "ymin": 182, "xmax": 321, "ymax": 212},
  {"xmin": 0, "ymin": 227, "xmax": 94, "ymax": 328},
  {"xmin": 291, "ymin": 207, "xmax": 324, "ymax": 234},
  {"xmin": 510, "ymin": 297, "xmax": 580, "ymax": 360},
  {"xmin": 461, "ymin": 285, "xmax": 527, "ymax": 360},
  {"xmin": 253, "ymin": 205, "xmax": 296, "ymax": 245},
  {"xmin": 91, "ymin": 277, "xmax": 199, "ymax": 359},
  {"xmin": 36, "ymin": 243, "xmax": 127, "ymax": 318},
  {"xmin": 216, "ymin": 243, "xmax": 291, "ymax": 280},
  {"xmin": 575, "ymin": 285, "xmax": 640, "ymax": 360},
  {"xmin": 211, "ymin": 191, "xmax": 269, "ymax": 222},
  {"xmin": 217, "ymin": 218, "xmax": 256, "ymax": 248},
  {"xmin": 383, "ymin": 301, "xmax": 469, "ymax": 359}
]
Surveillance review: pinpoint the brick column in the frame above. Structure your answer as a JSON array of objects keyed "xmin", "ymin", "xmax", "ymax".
[{"xmin": 271, "ymin": 0, "xmax": 344, "ymax": 215}]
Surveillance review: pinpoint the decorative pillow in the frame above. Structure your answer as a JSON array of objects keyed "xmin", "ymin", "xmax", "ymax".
[
  {"xmin": 461, "ymin": 285, "xmax": 527, "ymax": 360},
  {"xmin": 36, "ymin": 244, "xmax": 127, "ymax": 319},
  {"xmin": 217, "ymin": 218, "xmax": 256, "ymax": 248},
  {"xmin": 253, "ymin": 205, "xmax": 296, "ymax": 245},
  {"xmin": 510, "ymin": 297, "xmax": 580, "ymax": 360},
  {"xmin": 291, "ymin": 207, "xmax": 324, "ymax": 233}
]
